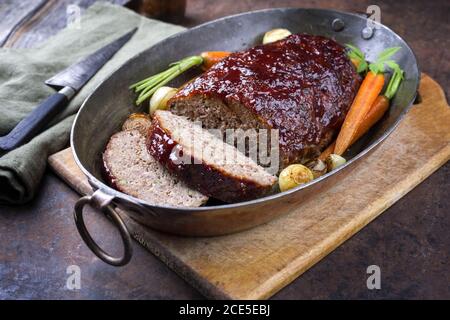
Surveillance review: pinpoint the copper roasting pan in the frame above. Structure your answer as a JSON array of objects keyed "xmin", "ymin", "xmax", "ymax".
[{"xmin": 71, "ymin": 8, "xmax": 419, "ymax": 266}]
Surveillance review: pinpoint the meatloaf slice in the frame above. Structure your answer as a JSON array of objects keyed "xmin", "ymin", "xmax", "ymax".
[
  {"xmin": 147, "ymin": 110, "xmax": 278, "ymax": 203},
  {"xmin": 103, "ymin": 129, "xmax": 208, "ymax": 207},
  {"xmin": 169, "ymin": 34, "xmax": 361, "ymax": 169}
]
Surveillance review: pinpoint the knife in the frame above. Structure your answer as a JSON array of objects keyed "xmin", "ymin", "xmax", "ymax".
[{"xmin": 0, "ymin": 28, "xmax": 137, "ymax": 152}]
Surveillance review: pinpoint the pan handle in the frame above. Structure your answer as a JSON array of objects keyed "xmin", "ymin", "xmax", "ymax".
[{"xmin": 74, "ymin": 189, "xmax": 133, "ymax": 266}]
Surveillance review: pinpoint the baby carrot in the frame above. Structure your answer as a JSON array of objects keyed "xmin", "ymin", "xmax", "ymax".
[
  {"xmin": 334, "ymin": 71, "xmax": 385, "ymax": 155},
  {"xmin": 319, "ymin": 95, "xmax": 389, "ymax": 160},
  {"xmin": 319, "ymin": 64, "xmax": 403, "ymax": 160}
]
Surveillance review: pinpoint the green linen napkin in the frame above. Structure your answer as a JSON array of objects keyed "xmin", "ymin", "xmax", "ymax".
[{"xmin": 0, "ymin": 2, "xmax": 185, "ymax": 204}]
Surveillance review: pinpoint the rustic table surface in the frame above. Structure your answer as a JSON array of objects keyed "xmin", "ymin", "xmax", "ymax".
[{"xmin": 0, "ymin": 0, "xmax": 449, "ymax": 299}]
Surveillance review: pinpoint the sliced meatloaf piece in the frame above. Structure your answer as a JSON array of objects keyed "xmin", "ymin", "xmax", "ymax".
[
  {"xmin": 147, "ymin": 110, "xmax": 278, "ymax": 203},
  {"xmin": 103, "ymin": 129, "xmax": 208, "ymax": 207},
  {"xmin": 169, "ymin": 34, "xmax": 361, "ymax": 169}
]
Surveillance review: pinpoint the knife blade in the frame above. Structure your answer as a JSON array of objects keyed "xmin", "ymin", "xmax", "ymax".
[{"xmin": 0, "ymin": 28, "xmax": 137, "ymax": 152}]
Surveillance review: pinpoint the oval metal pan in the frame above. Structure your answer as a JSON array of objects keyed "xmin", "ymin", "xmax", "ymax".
[{"xmin": 71, "ymin": 8, "xmax": 419, "ymax": 237}]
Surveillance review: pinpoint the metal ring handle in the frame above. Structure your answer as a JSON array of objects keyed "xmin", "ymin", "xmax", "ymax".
[{"xmin": 74, "ymin": 193, "xmax": 133, "ymax": 266}]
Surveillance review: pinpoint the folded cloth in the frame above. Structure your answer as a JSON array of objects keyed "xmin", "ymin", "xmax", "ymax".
[{"xmin": 0, "ymin": 2, "xmax": 185, "ymax": 204}]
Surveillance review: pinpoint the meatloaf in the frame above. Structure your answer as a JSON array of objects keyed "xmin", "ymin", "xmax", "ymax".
[
  {"xmin": 169, "ymin": 34, "xmax": 361, "ymax": 169},
  {"xmin": 103, "ymin": 121, "xmax": 208, "ymax": 207},
  {"xmin": 146, "ymin": 110, "xmax": 277, "ymax": 203}
]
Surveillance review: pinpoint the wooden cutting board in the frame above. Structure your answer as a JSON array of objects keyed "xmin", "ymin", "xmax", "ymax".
[{"xmin": 48, "ymin": 74, "xmax": 450, "ymax": 300}]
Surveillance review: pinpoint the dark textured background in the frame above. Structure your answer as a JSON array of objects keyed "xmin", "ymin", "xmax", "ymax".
[{"xmin": 0, "ymin": 0, "xmax": 449, "ymax": 299}]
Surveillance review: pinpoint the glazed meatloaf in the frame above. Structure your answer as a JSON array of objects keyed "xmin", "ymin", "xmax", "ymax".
[
  {"xmin": 147, "ymin": 110, "xmax": 278, "ymax": 203},
  {"xmin": 103, "ymin": 121, "xmax": 208, "ymax": 207},
  {"xmin": 169, "ymin": 34, "xmax": 361, "ymax": 169}
]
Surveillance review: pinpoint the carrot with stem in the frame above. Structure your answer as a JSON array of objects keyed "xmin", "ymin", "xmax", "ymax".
[
  {"xmin": 333, "ymin": 46, "xmax": 401, "ymax": 155},
  {"xmin": 319, "ymin": 94, "xmax": 388, "ymax": 160},
  {"xmin": 334, "ymin": 71, "xmax": 385, "ymax": 155},
  {"xmin": 320, "ymin": 57, "xmax": 404, "ymax": 160}
]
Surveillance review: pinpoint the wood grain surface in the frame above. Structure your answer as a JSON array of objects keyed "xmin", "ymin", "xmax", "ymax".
[{"xmin": 48, "ymin": 74, "xmax": 450, "ymax": 299}]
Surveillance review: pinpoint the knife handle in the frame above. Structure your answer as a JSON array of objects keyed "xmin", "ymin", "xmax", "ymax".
[{"xmin": 0, "ymin": 87, "xmax": 75, "ymax": 151}]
